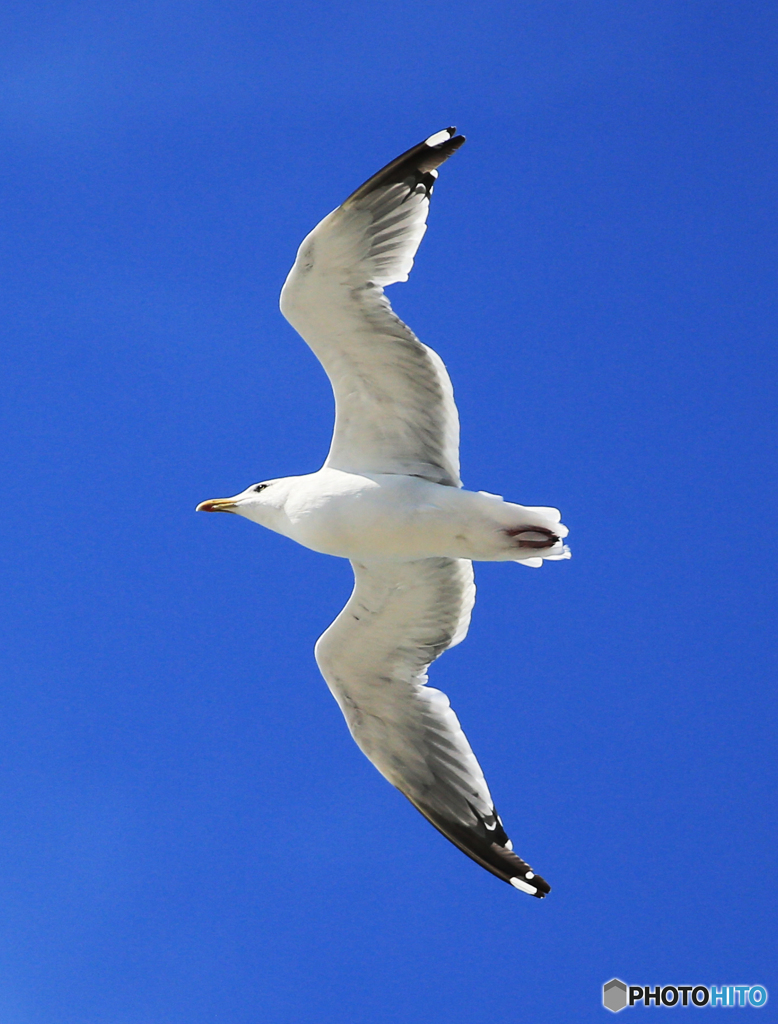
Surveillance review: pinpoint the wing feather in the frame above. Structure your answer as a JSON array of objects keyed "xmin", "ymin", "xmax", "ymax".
[
  {"xmin": 280, "ymin": 130, "xmax": 465, "ymax": 486},
  {"xmin": 314, "ymin": 557, "xmax": 550, "ymax": 895}
]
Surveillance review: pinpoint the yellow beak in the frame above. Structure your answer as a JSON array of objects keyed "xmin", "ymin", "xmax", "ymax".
[{"xmin": 195, "ymin": 499, "xmax": 239, "ymax": 513}]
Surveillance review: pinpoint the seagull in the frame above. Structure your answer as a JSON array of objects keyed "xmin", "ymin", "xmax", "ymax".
[{"xmin": 197, "ymin": 128, "xmax": 570, "ymax": 897}]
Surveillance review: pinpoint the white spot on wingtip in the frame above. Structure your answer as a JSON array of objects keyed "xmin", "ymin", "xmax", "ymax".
[
  {"xmin": 509, "ymin": 877, "xmax": 538, "ymax": 895},
  {"xmin": 425, "ymin": 129, "xmax": 452, "ymax": 147},
  {"xmin": 504, "ymin": 839, "xmax": 513, "ymax": 850},
  {"xmin": 525, "ymin": 871, "xmax": 534, "ymax": 879}
]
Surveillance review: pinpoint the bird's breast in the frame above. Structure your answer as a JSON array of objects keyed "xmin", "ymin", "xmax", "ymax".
[{"xmin": 280, "ymin": 471, "xmax": 469, "ymax": 560}]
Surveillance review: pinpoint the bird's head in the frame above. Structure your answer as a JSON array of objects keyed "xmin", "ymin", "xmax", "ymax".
[{"xmin": 196, "ymin": 479, "xmax": 287, "ymax": 529}]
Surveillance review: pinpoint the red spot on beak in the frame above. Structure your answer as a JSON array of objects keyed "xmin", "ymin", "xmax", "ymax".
[{"xmin": 196, "ymin": 499, "xmax": 237, "ymax": 513}]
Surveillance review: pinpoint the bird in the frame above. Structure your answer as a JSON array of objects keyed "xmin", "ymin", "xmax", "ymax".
[{"xmin": 197, "ymin": 128, "xmax": 570, "ymax": 897}]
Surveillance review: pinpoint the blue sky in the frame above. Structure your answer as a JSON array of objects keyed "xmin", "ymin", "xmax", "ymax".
[{"xmin": 1, "ymin": 2, "xmax": 776, "ymax": 1021}]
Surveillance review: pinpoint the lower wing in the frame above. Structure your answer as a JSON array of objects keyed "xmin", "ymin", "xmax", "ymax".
[{"xmin": 314, "ymin": 557, "xmax": 549, "ymax": 897}]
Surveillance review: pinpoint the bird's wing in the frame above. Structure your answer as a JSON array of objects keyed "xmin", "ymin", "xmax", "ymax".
[
  {"xmin": 315, "ymin": 557, "xmax": 550, "ymax": 896},
  {"xmin": 279, "ymin": 129, "xmax": 465, "ymax": 488}
]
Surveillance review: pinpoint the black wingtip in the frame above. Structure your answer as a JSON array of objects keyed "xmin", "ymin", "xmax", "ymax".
[
  {"xmin": 407, "ymin": 797, "xmax": 551, "ymax": 898},
  {"xmin": 344, "ymin": 128, "xmax": 466, "ymax": 206},
  {"xmin": 490, "ymin": 844, "xmax": 551, "ymax": 898}
]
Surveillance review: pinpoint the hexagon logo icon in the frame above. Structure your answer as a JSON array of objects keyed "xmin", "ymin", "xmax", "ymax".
[{"xmin": 603, "ymin": 978, "xmax": 628, "ymax": 1012}]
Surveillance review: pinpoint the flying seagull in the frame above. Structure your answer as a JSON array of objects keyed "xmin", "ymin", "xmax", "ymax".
[{"xmin": 197, "ymin": 128, "xmax": 569, "ymax": 897}]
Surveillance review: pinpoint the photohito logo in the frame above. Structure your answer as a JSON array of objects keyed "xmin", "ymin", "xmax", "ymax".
[{"xmin": 602, "ymin": 979, "xmax": 768, "ymax": 1012}]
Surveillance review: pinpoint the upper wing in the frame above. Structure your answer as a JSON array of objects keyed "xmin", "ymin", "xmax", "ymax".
[
  {"xmin": 279, "ymin": 129, "xmax": 465, "ymax": 487},
  {"xmin": 314, "ymin": 557, "xmax": 550, "ymax": 896}
]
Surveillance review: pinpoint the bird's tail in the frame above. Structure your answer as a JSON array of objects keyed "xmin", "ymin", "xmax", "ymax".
[{"xmin": 505, "ymin": 504, "xmax": 571, "ymax": 568}]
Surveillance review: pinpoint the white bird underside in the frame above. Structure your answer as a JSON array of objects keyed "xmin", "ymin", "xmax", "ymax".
[{"xmin": 275, "ymin": 129, "xmax": 556, "ymax": 896}]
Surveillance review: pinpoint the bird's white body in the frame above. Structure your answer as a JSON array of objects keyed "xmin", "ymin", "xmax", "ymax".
[
  {"xmin": 228, "ymin": 468, "xmax": 568, "ymax": 564},
  {"xmin": 198, "ymin": 129, "xmax": 568, "ymax": 896}
]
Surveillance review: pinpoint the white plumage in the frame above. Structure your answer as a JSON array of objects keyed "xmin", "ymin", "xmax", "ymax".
[
  {"xmin": 198, "ymin": 129, "xmax": 570, "ymax": 896},
  {"xmin": 279, "ymin": 155, "xmax": 461, "ymax": 486}
]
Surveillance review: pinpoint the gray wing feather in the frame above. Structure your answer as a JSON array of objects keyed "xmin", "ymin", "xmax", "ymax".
[
  {"xmin": 316, "ymin": 557, "xmax": 483, "ymax": 822},
  {"xmin": 314, "ymin": 557, "xmax": 550, "ymax": 895},
  {"xmin": 280, "ymin": 131, "xmax": 464, "ymax": 487}
]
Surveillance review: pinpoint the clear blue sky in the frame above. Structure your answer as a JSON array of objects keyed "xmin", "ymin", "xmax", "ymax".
[{"xmin": 1, "ymin": 2, "xmax": 776, "ymax": 1021}]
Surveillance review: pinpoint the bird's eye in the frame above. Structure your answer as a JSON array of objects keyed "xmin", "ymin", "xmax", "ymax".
[{"xmin": 254, "ymin": 483, "xmax": 267, "ymax": 493}]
